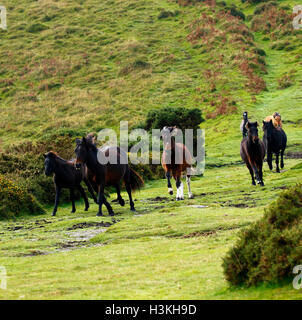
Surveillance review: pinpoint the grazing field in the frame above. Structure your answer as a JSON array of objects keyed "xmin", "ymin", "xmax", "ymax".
[
  {"xmin": 0, "ymin": 159, "xmax": 301, "ymax": 299},
  {"xmin": 0, "ymin": 0, "xmax": 301, "ymax": 300}
]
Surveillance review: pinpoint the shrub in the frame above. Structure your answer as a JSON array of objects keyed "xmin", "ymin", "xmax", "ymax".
[
  {"xmin": 243, "ymin": 0, "xmax": 270, "ymax": 4},
  {"xmin": 27, "ymin": 23, "xmax": 48, "ymax": 33},
  {"xmin": 227, "ymin": 6, "xmax": 245, "ymax": 20},
  {"xmin": 158, "ymin": 10, "xmax": 179, "ymax": 19},
  {"xmin": 253, "ymin": 1, "xmax": 277, "ymax": 15},
  {"xmin": 277, "ymin": 74, "xmax": 294, "ymax": 89},
  {"xmin": 223, "ymin": 184, "xmax": 302, "ymax": 286},
  {"xmin": 143, "ymin": 107, "xmax": 204, "ymax": 131},
  {"xmin": 119, "ymin": 59, "xmax": 151, "ymax": 76},
  {"xmin": 0, "ymin": 175, "xmax": 46, "ymax": 219}
]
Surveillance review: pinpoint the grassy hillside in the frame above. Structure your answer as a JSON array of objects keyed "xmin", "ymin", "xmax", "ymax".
[{"xmin": 0, "ymin": 0, "xmax": 300, "ymax": 165}]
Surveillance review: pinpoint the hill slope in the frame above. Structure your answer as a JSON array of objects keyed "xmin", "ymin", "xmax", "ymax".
[{"xmin": 1, "ymin": 0, "xmax": 300, "ymax": 163}]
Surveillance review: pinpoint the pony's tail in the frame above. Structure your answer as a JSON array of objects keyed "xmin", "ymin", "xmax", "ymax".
[{"xmin": 129, "ymin": 168, "xmax": 144, "ymax": 191}]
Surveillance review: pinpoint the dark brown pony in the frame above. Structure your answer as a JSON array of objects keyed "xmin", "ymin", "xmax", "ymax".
[
  {"xmin": 75, "ymin": 138, "xmax": 144, "ymax": 216},
  {"xmin": 262, "ymin": 119, "xmax": 287, "ymax": 173},
  {"xmin": 161, "ymin": 126, "xmax": 193, "ymax": 200},
  {"xmin": 44, "ymin": 151, "xmax": 97, "ymax": 216},
  {"xmin": 85, "ymin": 133, "xmax": 125, "ymax": 206},
  {"xmin": 240, "ymin": 121, "xmax": 265, "ymax": 186}
]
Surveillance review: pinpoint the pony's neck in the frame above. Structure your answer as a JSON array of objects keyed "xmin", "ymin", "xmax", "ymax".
[
  {"xmin": 52, "ymin": 157, "xmax": 67, "ymax": 174},
  {"xmin": 85, "ymin": 148, "xmax": 99, "ymax": 169},
  {"xmin": 247, "ymin": 135, "xmax": 258, "ymax": 148}
]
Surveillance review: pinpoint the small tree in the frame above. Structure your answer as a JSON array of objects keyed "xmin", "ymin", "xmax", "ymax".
[
  {"xmin": 143, "ymin": 107, "xmax": 204, "ymax": 154},
  {"xmin": 144, "ymin": 107, "xmax": 204, "ymax": 131}
]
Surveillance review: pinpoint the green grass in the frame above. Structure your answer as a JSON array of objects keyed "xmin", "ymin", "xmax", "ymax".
[{"xmin": 0, "ymin": 159, "xmax": 301, "ymax": 299}]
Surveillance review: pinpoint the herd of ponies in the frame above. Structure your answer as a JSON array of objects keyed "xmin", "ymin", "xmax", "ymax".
[{"xmin": 44, "ymin": 112, "xmax": 287, "ymax": 216}]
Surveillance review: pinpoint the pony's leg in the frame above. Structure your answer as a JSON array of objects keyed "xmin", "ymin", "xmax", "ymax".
[
  {"xmin": 186, "ymin": 175, "xmax": 193, "ymax": 199},
  {"xmin": 251, "ymin": 164, "xmax": 262, "ymax": 185},
  {"xmin": 125, "ymin": 181, "xmax": 136, "ymax": 212},
  {"xmin": 166, "ymin": 171, "xmax": 173, "ymax": 195},
  {"xmin": 275, "ymin": 152, "xmax": 280, "ymax": 173},
  {"xmin": 78, "ymin": 185, "xmax": 89, "ymax": 211},
  {"xmin": 280, "ymin": 149, "xmax": 285, "ymax": 169},
  {"xmin": 70, "ymin": 188, "xmax": 76, "ymax": 213},
  {"xmin": 115, "ymin": 184, "xmax": 125, "ymax": 206},
  {"xmin": 246, "ymin": 163, "xmax": 256, "ymax": 185},
  {"xmin": 267, "ymin": 151, "xmax": 273, "ymax": 170},
  {"xmin": 84, "ymin": 178, "xmax": 98, "ymax": 204},
  {"xmin": 52, "ymin": 186, "xmax": 61, "ymax": 216},
  {"xmin": 175, "ymin": 176, "xmax": 184, "ymax": 201},
  {"xmin": 97, "ymin": 185, "xmax": 104, "ymax": 216},
  {"xmin": 102, "ymin": 194, "xmax": 114, "ymax": 216},
  {"xmin": 258, "ymin": 163, "xmax": 264, "ymax": 186}
]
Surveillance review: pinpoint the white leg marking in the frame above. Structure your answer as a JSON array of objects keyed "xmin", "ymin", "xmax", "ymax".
[
  {"xmin": 186, "ymin": 176, "xmax": 193, "ymax": 199},
  {"xmin": 180, "ymin": 182, "xmax": 184, "ymax": 199}
]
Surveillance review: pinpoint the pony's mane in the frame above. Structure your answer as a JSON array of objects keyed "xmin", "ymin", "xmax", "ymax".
[
  {"xmin": 47, "ymin": 151, "xmax": 68, "ymax": 162},
  {"xmin": 86, "ymin": 140, "xmax": 98, "ymax": 152}
]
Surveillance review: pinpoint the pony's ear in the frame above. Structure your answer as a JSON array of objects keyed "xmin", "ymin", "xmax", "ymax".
[
  {"xmin": 82, "ymin": 137, "xmax": 87, "ymax": 144},
  {"xmin": 43, "ymin": 153, "xmax": 47, "ymax": 158},
  {"xmin": 262, "ymin": 120, "xmax": 266, "ymax": 125}
]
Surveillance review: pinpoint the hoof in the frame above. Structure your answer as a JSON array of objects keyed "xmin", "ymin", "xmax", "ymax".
[
  {"xmin": 71, "ymin": 210, "xmax": 76, "ymax": 214},
  {"xmin": 130, "ymin": 208, "xmax": 136, "ymax": 212},
  {"xmin": 109, "ymin": 212, "xmax": 115, "ymax": 216},
  {"xmin": 189, "ymin": 194, "xmax": 194, "ymax": 199},
  {"xmin": 168, "ymin": 188, "xmax": 173, "ymax": 195},
  {"xmin": 97, "ymin": 212, "xmax": 103, "ymax": 217},
  {"xmin": 119, "ymin": 199, "xmax": 125, "ymax": 207},
  {"xmin": 176, "ymin": 197, "xmax": 184, "ymax": 201},
  {"xmin": 276, "ymin": 169, "xmax": 280, "ymax": 173},
  {"xmin": 169, "ymin": 191, "xmax": 173, "ymax": 195},
  {"xmin": 52, "ymin": 213, "xmax": 56, "ymax": 217},
  {"xmin": 84, "ymin": 207, "xmax": 89, "ymax": 212},
  {"xmin": 252, "ymin": 181, "xmax": 256, "ymax": 186}
]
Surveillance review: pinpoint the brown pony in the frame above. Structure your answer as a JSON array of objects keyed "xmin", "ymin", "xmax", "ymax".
[
  {"xmin": 161, "ymin": 126, "xmax": 193, "ymax": 200},
  {"xmin": 240, "ymin": 121, "xmax": 265, "ymax": 186},
  {"xmin": 75, "ymin": 138, "xmax": 144, "ymax": 216}
]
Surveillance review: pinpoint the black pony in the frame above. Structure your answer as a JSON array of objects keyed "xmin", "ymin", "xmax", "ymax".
[
  {"xmin": 44, "ymin": 152, "xmax": 97, "ymax": 216},
  {"xmin": 262, "ymin": 119, "xmax": 287, "ymax": 173},
  {"xmin": 75, "ymin": 138, "xmax": 144, "ymax": 216},
  {"xmin": 240, "ymin": 121, "xmax": 266, "ymax": 186}
]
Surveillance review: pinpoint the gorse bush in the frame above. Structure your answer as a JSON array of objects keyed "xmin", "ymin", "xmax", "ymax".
[
  {"xmin": 0, "ymin": 175, "xmax": 45, "ymax": 219},
  {"xmin": 143, "ymin": 107, "xmax": 204, "ymax": 131},
  {"xmin": 223, "ymin": 184, "xmax": 302, "ymax": 286}
]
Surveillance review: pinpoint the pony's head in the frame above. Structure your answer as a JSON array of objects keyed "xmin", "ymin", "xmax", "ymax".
[
  {"xmin": 273, "ymin": 112, "xmax": 281, "ymax": 125},
  {"xmin": 246, "ymin": 121, "xmax": 259, "ymax": 143},
  {"xmin": 75, "ymin": 137, "xmax": 96, "ymax": 165},
  {"xmin": 262, "ymin": 119, "xmax": 274, "ymax": 139},
  {"xmin": 86, "ymin": 132, "xmax": 96, "ymax": 145},
  {"xmin": 44, "ymin": 152, "xmax": 57, "ymax": 176},
  {"xmin": 161, "ymin": 126, "xmax": 179, "ymax": 150},
  {"xmin": 243, "ymin": 111, "xmax": 248, "ymax": 120}
]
